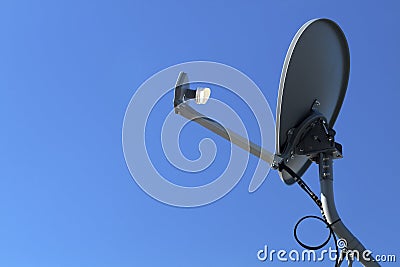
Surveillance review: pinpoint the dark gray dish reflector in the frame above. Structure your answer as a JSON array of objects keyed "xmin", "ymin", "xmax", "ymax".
[{"xmin": 276, "ymin": 18, "xmax": 350, "ymax": 184}]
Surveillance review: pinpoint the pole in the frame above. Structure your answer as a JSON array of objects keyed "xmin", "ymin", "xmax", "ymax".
[{"xmin": 318, "ymin": 153, "xmax": 380, "ymax": 267}]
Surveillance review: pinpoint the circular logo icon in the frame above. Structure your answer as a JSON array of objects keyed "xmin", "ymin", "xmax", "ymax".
[
  {"xmin": 122, "ymin": 61, "xmax": 275, "ymax": 207},
  {"xmin": 337, "ymin": 238, "xmax": 347, "ymax": 249}
]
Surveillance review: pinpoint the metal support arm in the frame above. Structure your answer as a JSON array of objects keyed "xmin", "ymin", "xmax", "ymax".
[{"xmin": 174, "ymin": 103, "xmax": 276, "ymax": 166}]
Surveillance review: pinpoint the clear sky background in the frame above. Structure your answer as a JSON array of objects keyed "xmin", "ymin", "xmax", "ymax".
[{"xmin": 1, "ymin": 1, "xmax": 399, "ymax": 266}]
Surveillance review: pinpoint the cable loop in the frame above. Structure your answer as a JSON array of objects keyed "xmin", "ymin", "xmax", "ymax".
[{"xmin": 294, "ymin": 215, "xmax": 332, "ymax": 250}]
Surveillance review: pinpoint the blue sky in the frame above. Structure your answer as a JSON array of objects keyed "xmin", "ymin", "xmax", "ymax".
[{"xmin": 1, "ymin": 1, "xmax": 399, "ymax": 266}]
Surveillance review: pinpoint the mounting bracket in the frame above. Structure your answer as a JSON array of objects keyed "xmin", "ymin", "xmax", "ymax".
[{"xmin": 279, "ymin": 111, "xmax": 342, "ymax": 165}]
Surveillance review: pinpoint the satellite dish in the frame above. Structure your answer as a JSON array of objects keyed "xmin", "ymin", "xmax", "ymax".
[
  {"xmin": 171, "ymin": 18, "xmax": 379, "ymax": 266},
  {"xmin": 276, "ymin": 18, "xmax": 350, "ymax": 184}
]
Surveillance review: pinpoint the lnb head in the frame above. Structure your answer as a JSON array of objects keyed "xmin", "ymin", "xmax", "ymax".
[
  {"xmin": 195, "ymin": 87, "xmax": 211, "ymax": 104},
  {"xmin": 173, "ymin": 72, "xmax": 211, "ymax": 111}
]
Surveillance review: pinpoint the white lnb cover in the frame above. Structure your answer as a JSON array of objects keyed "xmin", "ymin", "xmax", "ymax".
[{"xmin": 195, "ymin": 87, "xmax": 211, "ymax": 104}]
